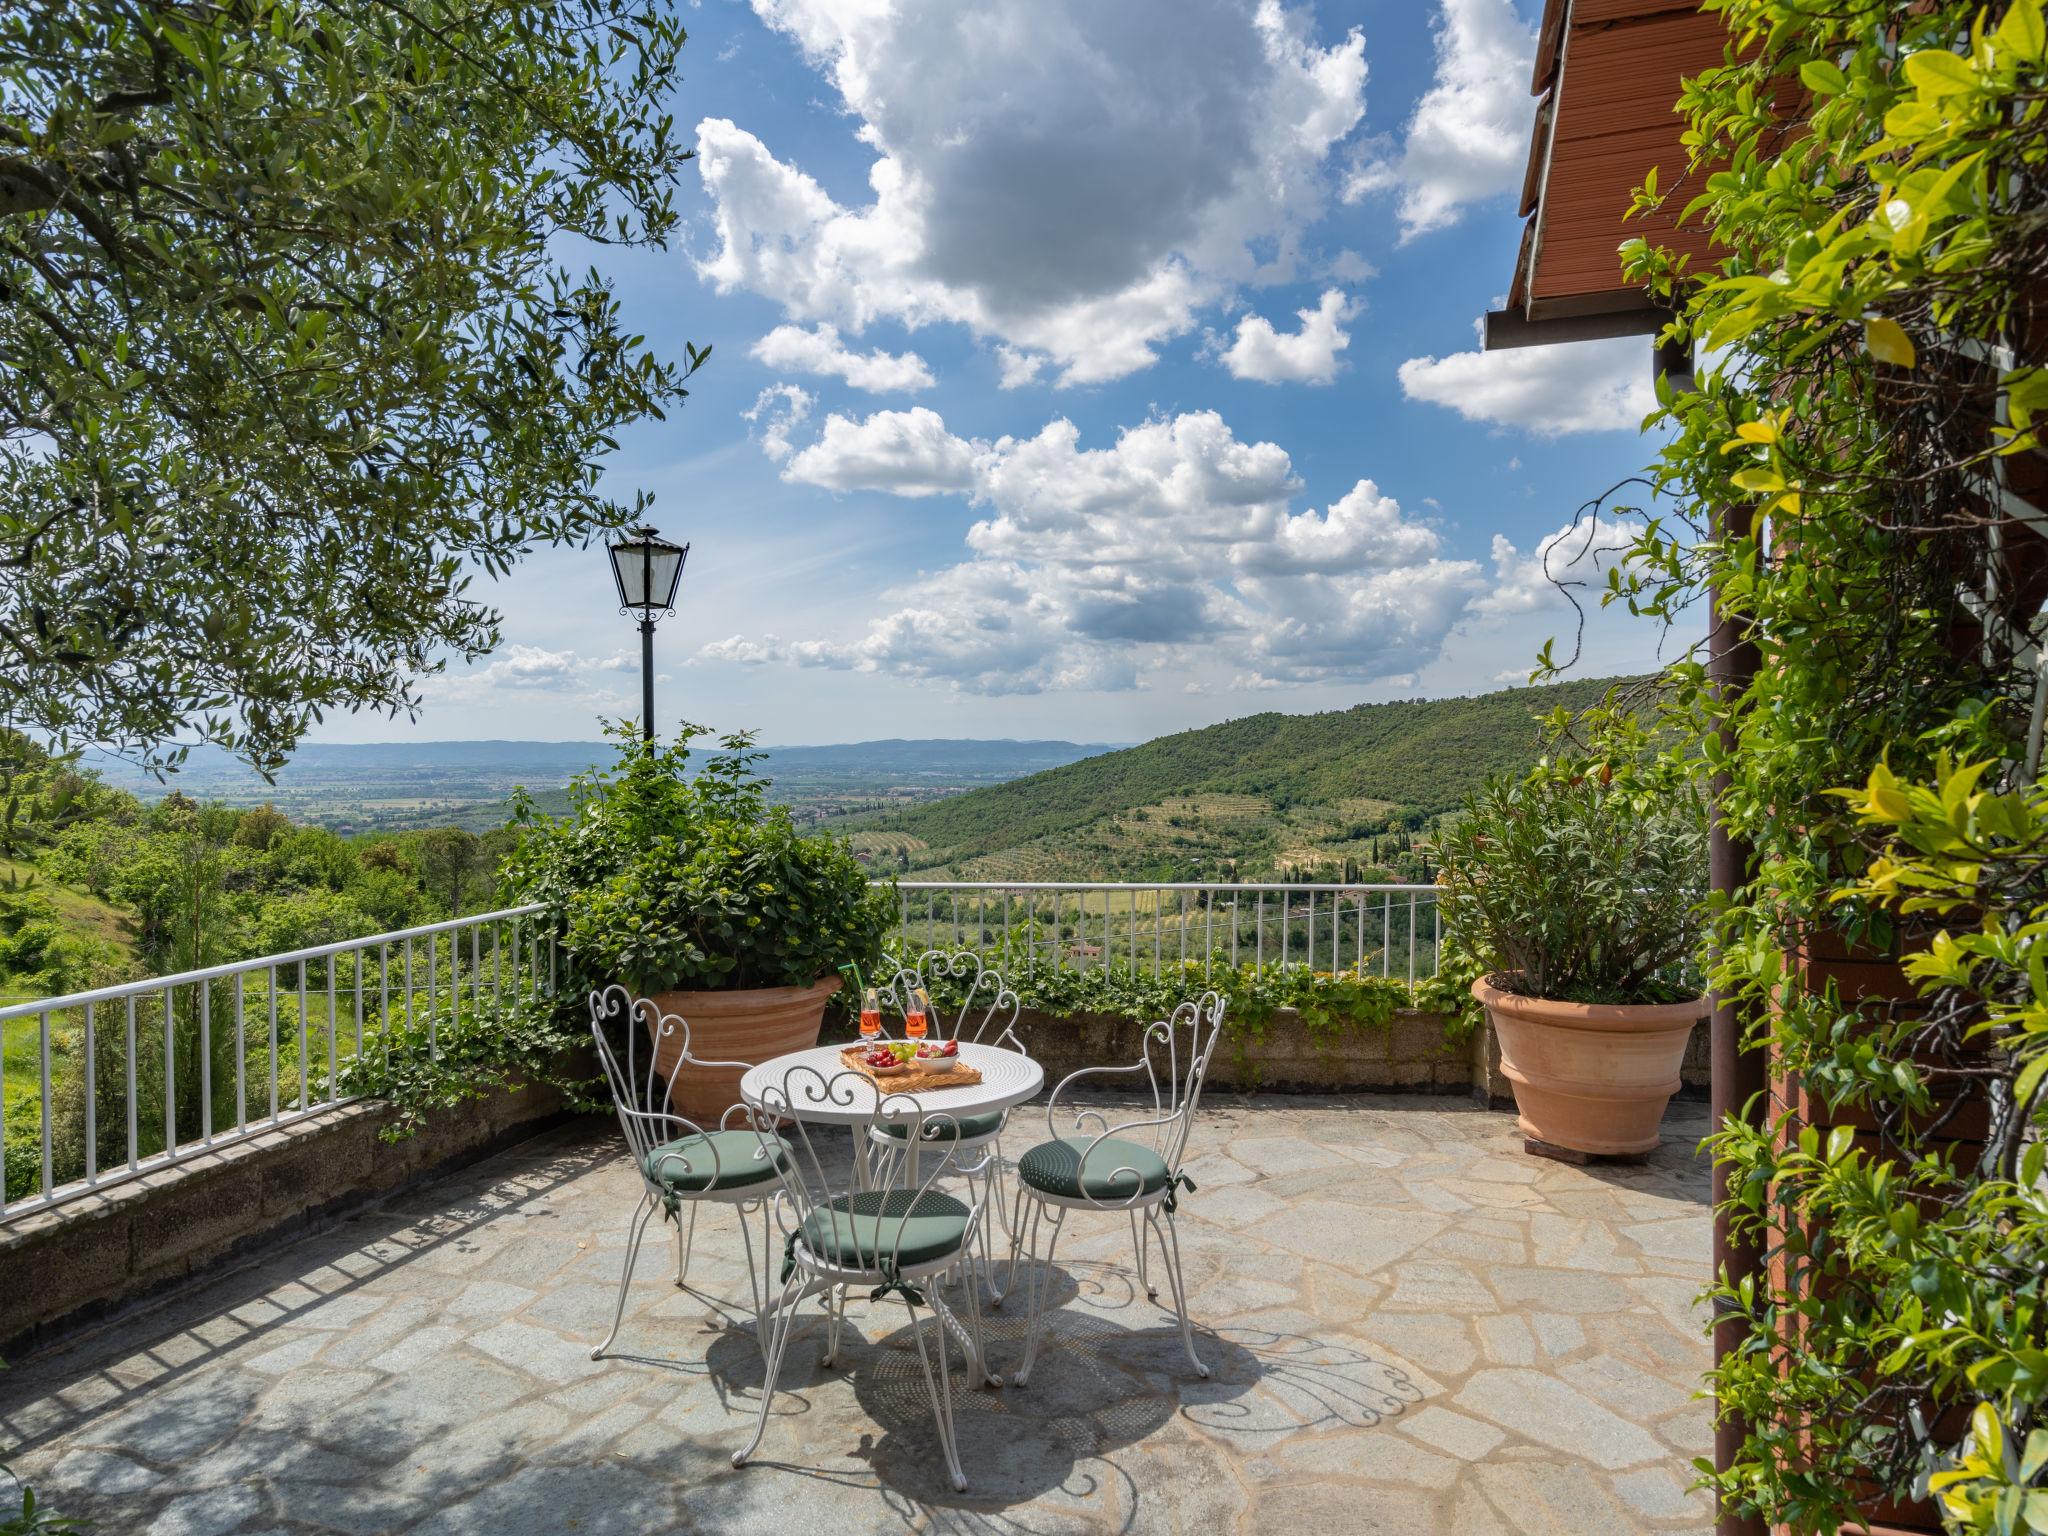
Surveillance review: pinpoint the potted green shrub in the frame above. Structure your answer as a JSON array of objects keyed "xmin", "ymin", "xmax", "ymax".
[
  {"xmin": 1436, "ymin": 750, "xmax": 1708, "ymax": 1157},
  {"xmin": 508, "ymin": 724, "xmax": 894, "ymax": 1121}
]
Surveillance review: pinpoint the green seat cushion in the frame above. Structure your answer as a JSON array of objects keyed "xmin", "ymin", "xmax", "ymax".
[
  {"xmin": 798, "ymin": 1189, "xmax": 972, "ymax": 1272},
  {"xmin": 876, "ymin": 1107, "xmax": 1006, "ymax": 1141},
  {"xmin": 643, "ymin": 1130, "xmax": 789, "ymax": 1193},
  {"xmin": 1017, "ymin": 1135, "xmax": 1171, "ymax": 1202}
]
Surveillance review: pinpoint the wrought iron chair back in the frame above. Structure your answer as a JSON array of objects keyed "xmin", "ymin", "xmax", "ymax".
[
  {"xmin": 734, "ymin": 1064, "xmax": 992, "ymax": 1491},
  {"xmin": 1040, "ymin": 988, "xmax": 1226, "ymax": 1209},
  {"xmin": 588, "ymin": 984, "xmax": 758, "ymax": 1196},
  {"xmin": 879, "ymin": 948, "xmax": 1026, "ymax": 1052},
  {"xmin": 743, "ymin": 1063, "xmax": 971, "ymax": 1276}
]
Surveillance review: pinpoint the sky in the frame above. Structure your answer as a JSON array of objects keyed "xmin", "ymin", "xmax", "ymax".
[{"xmin": 323, "ymin": 0, "xmax": 1679, "ymax": 749}]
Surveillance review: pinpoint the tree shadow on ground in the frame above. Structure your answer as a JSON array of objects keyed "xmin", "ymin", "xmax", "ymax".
[
  {"xmin": 686, "ymin": 1256, "xmax": 1424, "ymax": 1534},
  {"xmin": 0, "ymin": 1125, "xmax": 614, "ymax": 1456}
]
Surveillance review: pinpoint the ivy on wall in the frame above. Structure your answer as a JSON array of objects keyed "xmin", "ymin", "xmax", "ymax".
[
  {"xmin": 885, "ymin": 943, "xmax": 1484, "ymax": 1051},
  {"xmin": 1597, "ymin": 1, "xmax": 2048, "ymax": 1529}
]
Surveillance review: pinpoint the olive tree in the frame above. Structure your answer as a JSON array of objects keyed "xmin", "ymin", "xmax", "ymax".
[{"xmin": 0, "ymin": 1, "xmax": 708, "ymax": 774}]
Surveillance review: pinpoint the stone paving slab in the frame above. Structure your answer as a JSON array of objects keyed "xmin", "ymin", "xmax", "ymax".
[{"xmin": 0, "ymin": 1095, "xmax": 1714, "ymax": 1533}]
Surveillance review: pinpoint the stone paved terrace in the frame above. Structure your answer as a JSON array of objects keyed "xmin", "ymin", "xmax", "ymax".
[{"xmin": 0, "ymin": 1095, "xmax": 1714, "ymax": 1534}]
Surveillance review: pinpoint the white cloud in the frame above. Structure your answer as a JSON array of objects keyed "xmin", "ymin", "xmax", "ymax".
[
  {"xmin": 1398, "ymin": 330, "xmax": 1656, "ymax": 435},
  {"xmin": 780, "ymin": 407, "xmax": 981, "ymax": 497},
  {"xmin": 693, "ymin": 0, "xmax": 1368, "ymax": 385},
  {"xmin": 426, "ymin": 645, "xmax": 630, "ymax": 706},
  {"xmin": 1345, "ymin": 0, "xmax": 1535, "ymax": 241},
  {"xmin": 749, "ymin": 323, "xmax": 934, "ymax": 392},
  {"xmin": 1324, "ymin": 248, "xmax": 1378, "ymax": 283},
  {"xmin": 1475, "ymin": 515, "xmax": 1648, "ymax": 619},
  {"xmin": 994, "ymin": 346, "xmax": 1046, "ymax": 390},
  {"xmin": 742, "ymin": 383, "xmax": 814, "ymax": 461},
  {"xmin": 966, "ymin": 413, "xmax": 1302, "ymax": 572},
  {"xmin": 1215, "ymin": 288, "xmax": 1357, "ymax": 384},
  {"xmin": 1238, "ymin": 558, "xmax": 1490, "ymax": 683},
  {"xmin": 711, "ymin": 403, "xmax": 1607, "ymax": 693},
  {"xmin": 1240, "ymin": 477, "xmax": 1440, "ymax": 574}
]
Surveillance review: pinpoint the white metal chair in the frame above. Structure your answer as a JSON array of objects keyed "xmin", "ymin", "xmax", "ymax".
[
  {"xmin": 587, "ymin": 985, "xmax": 785, "ymax": 1361},
  {"xmin": 732, "ymin": 1064, "xmax": 993, "ymax": 1491},
  {"xmin": 872, "ymin": 949, "xmax": 1030, "ymax": 1300},
  {"xmin": 1005, "ymin": 989, "xmax": 1226, "ymax": 1387}
]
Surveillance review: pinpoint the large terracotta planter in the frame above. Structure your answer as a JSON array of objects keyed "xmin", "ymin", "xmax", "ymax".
[
  {"xmin": 647, "ymin": 975, "xmax": 842, "ymax": 1125},
  {"xmin": 1473, "ymin": 974, "xmax": 1705, "ymax": 1157}
]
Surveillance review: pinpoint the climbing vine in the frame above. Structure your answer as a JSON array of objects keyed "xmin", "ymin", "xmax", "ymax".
[{"xmin": 1591, "ymin": 1, "xmax": 2048, "ymax": 1530}]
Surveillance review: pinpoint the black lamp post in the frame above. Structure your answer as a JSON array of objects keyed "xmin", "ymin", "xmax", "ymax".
[{"xmin": 606, "ymin": 525, "xmax": 689, "ymax": 741}]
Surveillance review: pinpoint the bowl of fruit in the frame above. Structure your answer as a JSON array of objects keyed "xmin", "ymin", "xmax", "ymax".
[
  {"xmin": 914, "ymin": 1039, "xmax": 961, "ymax": 1072},
  {"xmin": 860, "ymin": 1043, "xmax": 912, "ymax": 1075}
]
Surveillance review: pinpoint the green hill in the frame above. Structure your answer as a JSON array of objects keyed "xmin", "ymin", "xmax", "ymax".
[{"xmin": 842, "ymin": 676, "xmax": 1633, "ymax": 881}]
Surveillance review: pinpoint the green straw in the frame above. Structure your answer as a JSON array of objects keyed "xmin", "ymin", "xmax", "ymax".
[{"xmin": 837, "ymin": 961, "xmax": 866, "ymax": 993}]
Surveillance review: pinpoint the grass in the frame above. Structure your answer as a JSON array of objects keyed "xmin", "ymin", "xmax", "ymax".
[
  {"xmin": 0, "ymin": 857, "xmax": 141, "ymax": 969},
  {"xmin": 1, "ymin": 856, "xmax": 133, "ymax": 1143},
  {"xmin": 2, "ymin": 1015, "xmax": 54, "ymax": 1118}
]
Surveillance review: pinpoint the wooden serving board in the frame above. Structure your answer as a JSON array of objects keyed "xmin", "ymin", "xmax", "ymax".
[{"xmin": 838, "ymin": 1046, "xmax": 985, "ymax": 1092}]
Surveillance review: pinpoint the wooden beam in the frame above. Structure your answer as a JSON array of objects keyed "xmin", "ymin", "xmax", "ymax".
[{"xmin": 1483, "ymin": 305, "xmax": 1672, "ymax": 350}]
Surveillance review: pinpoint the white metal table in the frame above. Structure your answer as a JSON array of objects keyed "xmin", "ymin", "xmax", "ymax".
[
  {"xmin": 738, "ymin": 1039, "xmax": 1044, "ymax": 1134},
  {"xmin": 737, "ymin": 1039, "xmax": 1044, "ymax": 1385}
]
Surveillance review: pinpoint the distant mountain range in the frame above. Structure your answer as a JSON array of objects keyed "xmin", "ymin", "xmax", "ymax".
[
  {"xmin": 78, "ymin": 677, "xmax": 1632, "ymax": 868},
  {"xmin": 841, "ymin": 676, "xmax": 1634, "ymax": 881},
  {"xmin": 84, "ymin": 737, "xmax": 1126, "ymax": 832},
  {"xmin": 86, "ymin": 737, "xmax": 1124, "ymax": 788}
]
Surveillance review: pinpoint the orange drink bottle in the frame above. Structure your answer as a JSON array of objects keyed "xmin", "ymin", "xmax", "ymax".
[
  {"xmin": 906, "ymin": 986, "xmax": 931, "ymax": 1041},
  {"xmin": 859, "ymin": 986, "xmax": 882, "ymax": 1041}
]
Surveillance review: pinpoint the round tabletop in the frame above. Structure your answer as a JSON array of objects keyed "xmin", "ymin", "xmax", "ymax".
[{"xmin": 738, "ymin": 1040, "xmax": 1044, "ymax": 1127}]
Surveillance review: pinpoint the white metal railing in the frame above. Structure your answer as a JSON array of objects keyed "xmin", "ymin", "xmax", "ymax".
[
  {"xmin": 877, "ymin": 881, "xmax": 1443, "ymax": 984},
  {"xmin": 2, "ymin": 880, "xmax": 1439, "ymax": 1224},
  {"xmin": 0, "ymin": 904, "xmax": 551, "ymax": 1223}
]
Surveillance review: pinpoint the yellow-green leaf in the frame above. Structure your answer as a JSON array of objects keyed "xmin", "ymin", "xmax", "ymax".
[
  {"xmin": 1999, "ymin": 0, "xmax": 2046, "ymax": 63},
  {"xmin": 1884, "ymin": 101, "xmax": 1945, "ymax": 138},
  {"xmin": 1866, "ymin": 762, "xmax": 1913, "ymax": 821},
  {"xmin": 1903, "ymin": 48, "xmax": 1977, "ymax": 98},
  {"xmin": 1866, "ymin": 317, "xmax": 1918, "ymax": 368}
]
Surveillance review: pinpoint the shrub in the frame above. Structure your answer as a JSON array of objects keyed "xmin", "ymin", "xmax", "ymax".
[
  {"xmin": 330, "ymin": 993, "xmax": 599, "ymax": 1142},
  {"xmin": 1436, "ymin": 753, "xmax": 1705, "ymax": 1005},
  {"xmin": 508, "ymin": 723, "xmax": 895, "ymax": 995}
]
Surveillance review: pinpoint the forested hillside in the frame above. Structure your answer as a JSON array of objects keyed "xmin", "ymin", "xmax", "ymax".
[
  {"xmin": 844, "ymin": 677, "xmax": 1631, "ymax": 881},
  {"xmin": 0, "ymin": 732, "xmax": 511, "ymax": 1004},
  {"xmin": 1, "ymin": 732, "xmax": 531, "ymax": 1205}
]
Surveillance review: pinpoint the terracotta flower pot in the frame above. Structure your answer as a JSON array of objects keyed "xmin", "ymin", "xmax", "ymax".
[
  {"xmin": 646, "ymin": 975, "xmax": 843, "ymax": 1125},
  {"xmin": 1472, "ymin": 974, "xmax": 1706, "ymax": 1156}
]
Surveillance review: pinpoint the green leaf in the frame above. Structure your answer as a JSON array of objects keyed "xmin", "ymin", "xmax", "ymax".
[
  {"xmin": 2013, "ymin": 1051, "xmax": 2048, "ymax": 1115},
  {"xmin": 1800, "ymin": 58, "xmax": 1848, "ymax": 95}
]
